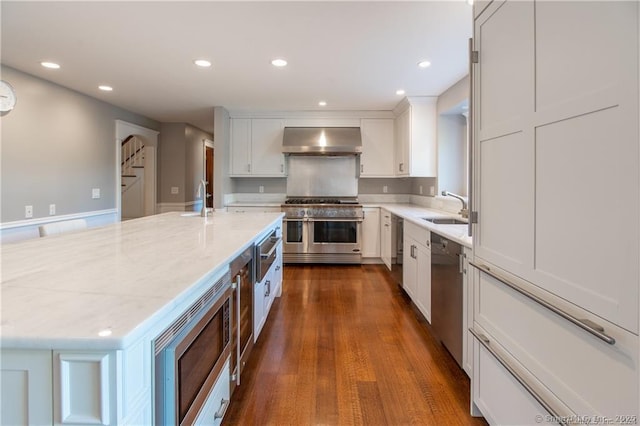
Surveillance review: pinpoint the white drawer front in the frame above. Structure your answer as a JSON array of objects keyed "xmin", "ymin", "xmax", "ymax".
[
  {"xmin": 474, "ymin": 270, "xmax": 638, "ymax": 417},
  {"xmin": 473, "ymin": 338, "xmax": 556, "ymax": 426},
  {"xmin": 193, "ymin": 359, "xmax": 230, "ymax": 426},
  {"xmin": 404, "ymin": 220, "xmax": 429, "ymax": 247}
]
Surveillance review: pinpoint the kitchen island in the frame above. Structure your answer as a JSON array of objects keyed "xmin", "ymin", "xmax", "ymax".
[{"xmin": 0, "ymin": 211, "xmax": 284, "ymax": 425}]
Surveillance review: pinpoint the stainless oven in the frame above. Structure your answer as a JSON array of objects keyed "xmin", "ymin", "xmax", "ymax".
[
  {"xmin": 308, "ymin": 218, "xmax": 361, "ymax": 255},
  {"xmin": 154, "ymin": 272, "xmax": 232, "ymax": 425},
  {"xmin": 282, "ymin": 200, "xmax": 363, "ymax": 264}
]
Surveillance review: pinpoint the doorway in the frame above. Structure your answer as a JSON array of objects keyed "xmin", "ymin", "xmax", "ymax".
[{"xmin": 204, "ymin": 139, "xmax": 215, "ymax": 209}]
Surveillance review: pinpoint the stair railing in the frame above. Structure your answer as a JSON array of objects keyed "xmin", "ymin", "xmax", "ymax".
[{"xmin": 121, "ymin": 135, "xmax": 145, "ymax": 178}]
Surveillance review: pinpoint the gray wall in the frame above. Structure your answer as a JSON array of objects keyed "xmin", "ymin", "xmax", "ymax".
[
  {"xmin": 0, "ymin": 65, "xmax": 159, "ymax": 222},
  {"xmin": 158, "ymin": 123, "xmax": 213, "ymax": 205},
  {"xmin": 358, "ymin": 178, "xmax": 411, "ymax": 194}
]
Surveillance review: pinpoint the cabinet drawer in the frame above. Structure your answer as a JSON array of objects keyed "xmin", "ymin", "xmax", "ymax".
[
  {"xmin": 404, "ymin": 220, "xmax": 430, "ymax": 247},
  {"xmin": 473, "ymin": 336, "xmax": 558, "ymax": 425},
  {"xmin": 474, "ymin": 268, "xmax": 638, "ymax": 417},
  {"xmin": 193, "ymin": 359, "xmax": 230, "ymax": 426}
]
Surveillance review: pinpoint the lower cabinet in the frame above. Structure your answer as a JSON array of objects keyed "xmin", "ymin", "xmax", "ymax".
[
  {"xmin": 380, "ymin": 210, "xmax": 392, "ymax": 270},
  {"xmin": 1, "ymin": 350, "xmax": 53, "ymax": 426},
  {"xmin": 403, "ymin": 221, "xmax": 431, "ymax": 322},
  {"xmin": 462, "ymin": 246, "xmax": 473, "ymax": 377},
  {"xmin": 254, "ymin": 242, "xmax": 283, "ymax": 342},
  {"xmin": 361, "ymin": 207, "xmax": 380, "ymax": 259}
]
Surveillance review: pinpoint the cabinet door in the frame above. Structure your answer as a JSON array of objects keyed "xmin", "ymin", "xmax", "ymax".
[
  {"xmin": 403, "ymin": 236, "xmax": 417, "ymax": 299},
  {"xmin": 254, "ymin": 279, "xmax": 266, "ymax": 342},
  {"xmin": 380, "ymin": 211, "xmax": 392, "ymax": 270},
  {"xmin": 394, "ymin": 109, "xmax": 410, "ymax": 176},
  {"xmin": 415, "ymin": 242, "xmax": 431, "ymax": 323},
  {"xmin": 361, "ymin": 207, "xmax": 380, "ymax": 258},
  {"xmin": 251, "ymin": 119, "xmax": 286, "ymax": 176},
  {"xmin": 473, "ymin": 0, "xmax": 535, "ymax": 278},
  {"xmin": 360, "ymin": 119, "xmax": 395, "ymax": 177},
  {"xmin": 1, "ymin": 350, "xmax": 53, "ymax": 426},
  {"xmin": 230, "ymin": 118, "xmax": 251, "ymax": 176},
  {"xmin": 53, "ymin": 351, "xmax": 117, "ymax": 426}
]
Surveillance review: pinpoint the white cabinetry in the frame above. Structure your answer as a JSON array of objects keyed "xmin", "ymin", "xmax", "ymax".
[
  {"xmin": 1, "ymin": 350, "xmax": 53, "ymax": 426},
  {"xmin": 394, "ymin": 97, "xmax": 437, "ymax": 177},
  {"xmin": 361, "ymin": 207, "xmax": 380, "ymax": 259},
  {"xmin": 471, "ymin": 0, "xmax": 639, "ymax": 422},
  {"xmin": 192, "ymin": 360, "xmax": 230, "ymax": 426},
  {"xmin": 462, "ymin": 246, "xmax": 473, "ymax": 377},
  {"xmin": 360, "ymin": 119, "xmax": 395, "ymax": 177},
  {"xmin": 254, "ymin": 236, "xmax": 283, "ymax": 341},
  {"xmin": 380, "ymin": 209, "xmax": 392, "ymax": 270},
  {"xmin": 403, "ymin": 221, "xmax": 431, "ymax": 322},
  {"xmin": 230, "ymin": 118, "xmax": 286, "ymax": 177}
]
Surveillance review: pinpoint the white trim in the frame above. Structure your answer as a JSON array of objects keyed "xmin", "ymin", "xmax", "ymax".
[
  {"xmin": 227, "ymin": 110, "xmax": 395, "ymax": 119},
  {"xmin": 0, "ymin": 209, "xmax": 118, "ymax": 230},
  {"xmin": 115, "ymin": 120, "xmax": 159, "ymax": 137}
]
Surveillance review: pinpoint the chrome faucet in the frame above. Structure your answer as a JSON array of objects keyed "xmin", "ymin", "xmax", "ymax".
[
  {"xmin": 442, "ymin": 191, "xmax": 469, "ymax": 219},
  {"xmin": 198, "ymin": 179, "xmax": 208, "ymax": 218}
]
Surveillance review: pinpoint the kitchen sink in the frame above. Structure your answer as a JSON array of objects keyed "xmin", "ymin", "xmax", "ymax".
[{"xmin": 422, "ymin": 217, "xmax": 468, "ymax": 225}]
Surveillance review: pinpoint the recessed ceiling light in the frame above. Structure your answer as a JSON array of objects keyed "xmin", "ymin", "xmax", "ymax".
[
  {"xmin": 98, "ymin": 328, "xmax": 112, "ymax": 337},
  {"xmin": 417, "ymin": 60, "xmax": 432, "ymax": 68},
  {"xmin": 41, "ymin": 61, "xmax": 60, "ymax": 69},
  {"xmin": 467, "ymin": 0, "xmax": 474, "ymax": 5},
  {"xmin": 396, "ymin": 89, "xmax": 406, "ymax": 95},
  {"xmin": 98, "ymin": 85, "xmax": 113, "ymax": 92},
  {"xmin": 271, "ymin": 58, "xmax": 288, "ymax": 67},
  {"xmin": 318, "ymin": 101, "xmax": 327, "ymax": 107},
  {"xmin": 194, "ymin": 59, "xmax": 212, "ymax": 68}
]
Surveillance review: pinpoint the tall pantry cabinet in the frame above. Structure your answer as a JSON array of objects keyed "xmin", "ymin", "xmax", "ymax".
[{"xmin": 470, "ymin": 1, "xmax": 639, "ymax": 424}]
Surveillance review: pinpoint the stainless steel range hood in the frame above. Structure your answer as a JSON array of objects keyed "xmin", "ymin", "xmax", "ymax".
[{"xmin": 282, "ymin": 127, "xmax": 362, "ymax": 155}]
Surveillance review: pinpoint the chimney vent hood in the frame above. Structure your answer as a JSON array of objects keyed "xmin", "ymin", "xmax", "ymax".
[{"xmin": 282, "ymin": 127, "xmax": 362, "ymax": 155}]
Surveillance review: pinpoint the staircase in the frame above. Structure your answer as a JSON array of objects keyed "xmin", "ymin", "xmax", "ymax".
[
  {"xmin": 121, "ymin": 135, "xmax": 145, "ymax": 193},
  {"xmin": 121, "ymin": 135, "xmax": 145, "ymax": 219}
]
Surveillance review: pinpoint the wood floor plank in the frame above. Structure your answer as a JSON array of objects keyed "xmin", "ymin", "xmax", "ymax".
[{"xmin": 222, "ymin": 265, "xmax": 487, "ymax": 426}]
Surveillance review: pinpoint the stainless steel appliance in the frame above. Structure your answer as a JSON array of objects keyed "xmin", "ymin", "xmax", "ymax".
[
  {"xmin": 229, "ymin": 246, "xmax": 254, "ymax": 396},
  {"xmin": 255, "ymin": 228, "xmax": 282, "ymax": 282},
  {"xmin": 282, "ymin": 198, "xmax": 363, "ymax": 264},
  {"xmin": 431, "ymin": 233, "xmax": 463, "ymax": 367},
  {"xmin": 154, "ymin": 272, "xmax": 232, "ymax": 425},
  {"xmin": 282, "ymin": 127, "xmax": 362, "ymax": 155}
]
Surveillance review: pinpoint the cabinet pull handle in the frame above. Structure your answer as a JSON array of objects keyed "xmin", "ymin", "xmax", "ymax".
[
  {"xmin": 248, "ymin": 163, "xmax": 251, "ymax": 172},
  {"xmin": 235, "ymin": 274, "xmax": 241, "ymax": 385},
  {"xmin": 399, "ymin": 162, "xmax": 404, "ymax": 172},
  {"xmin": 469, "ymin": 261, "xmax": 616, "ymax": 345},
  {"xmin": 265, "ymin": 280, "xmax": 271, "ymax": 297},
  {"xmin": 281, "ymin": 164, "xmax": 284, "ymax": 173},
  {"xmin": 214, "ymin": 398, "xmax": 230, "ymax": 419},
  {"xmin": 470, "ymin": 329, "xmax": 568, "ymax": 426},
  {"xmin": 361, "ymin": 164, "xmax": 364, "ymax": 173}
]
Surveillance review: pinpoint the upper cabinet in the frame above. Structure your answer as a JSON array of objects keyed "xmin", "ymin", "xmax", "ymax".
[
  {"xmin": 394, "ymin": 97, "xmax": 437, "ymax": 177},
  {"xmin": 360, "ymin": 119, "xmax": 395, "ymax": 177},
  {"xmin": 230, "ymin": 118, "xmax": 286, "ymax": 177}
]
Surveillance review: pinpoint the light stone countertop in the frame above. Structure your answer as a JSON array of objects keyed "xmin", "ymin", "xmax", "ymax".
[
  {"xmin": 0, "ymin": 211, "xmax": 284, "ymax": 350},
  {"xmin": 365, "ymin": 203, "xmax": 472, "ymax": 248}
]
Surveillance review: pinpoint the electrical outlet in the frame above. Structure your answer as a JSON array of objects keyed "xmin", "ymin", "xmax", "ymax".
[
  {"xmin": 171, "ymin": 187, "xmax": 179, "ymax": 195},
  {"xmin": 430, "ymin": 186, "xmax": 435, "ymax": 196},
  {"xmin": 92, "ymin": 188, "xmax": 100, "ymax": 199},
  {"xmin": 25, "ymin": 205, "xmax": 33, "ymax": 219},
  {"xmin": 383, "ymin": 185, "xmax": 388, "ymax": 193},
  {"xmin": 49, "ymin": 204, "xmax": 56, "ymax": 215},
  {"xmin": 419, "ymin": 185, "xmax": 423, "ymax": 195},
  {"xmin": 259, "ymin": 185, "xmax": 264, "ymax": 193}
]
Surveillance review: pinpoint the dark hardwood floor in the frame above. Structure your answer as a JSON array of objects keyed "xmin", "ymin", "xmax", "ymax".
[{"xmin": 222, "ymin": 265, "xmax": 487, "ymax": 426}]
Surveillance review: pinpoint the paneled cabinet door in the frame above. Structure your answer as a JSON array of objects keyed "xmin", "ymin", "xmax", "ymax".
[
  {"xmin": 360, "ymin": 119, "xmax": 395, "ymax": 177},
  {"xmin": 254, "ymin": 278, "xmax": 266, "ymax": 342},
  {"xmin": 473, "ymin": 0, "xmax": 639, "ymax": 332},
  {"xmin": 403, "ymin": 236, "xmax": 417, "ymax": 300},
  {"xmin": 251, "ymin": 119, "xmax": 286, "ymax": 176},
  {"xmin": 1, "ymin": 350, "xmax": 53, "ymax": 426},
  {"xmin": 394, "ymin": 109, "xmax": 410, "ymax": 176},
  {"xmin": 380, "ymin": 210, "xmax": 392, "ymax": 270},
  {"xmin": 414, "ymin": 241, "xmax": 431, "ymax": 323},
  {"xmin": 230, "ymin": 118, "xmax": 252, "ymax": 176},
  {"xmin": 361, "ymin": 207, "xmax": 380, "ymax": 258}
]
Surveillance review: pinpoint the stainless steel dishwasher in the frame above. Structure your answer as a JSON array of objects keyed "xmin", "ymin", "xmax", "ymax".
[{"xmin": 431, "ymin": 233, "xmax": 463, "ymax": 367}]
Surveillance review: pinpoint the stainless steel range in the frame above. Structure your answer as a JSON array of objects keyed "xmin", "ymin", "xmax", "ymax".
[{"xmin": 282, "ymin": 198, "xmax": 363, "ymax": 264}]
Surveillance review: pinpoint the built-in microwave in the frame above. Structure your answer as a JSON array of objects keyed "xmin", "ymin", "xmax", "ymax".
[{"xmin": 154, "ymin": 272, "xmax": 232, "ymax": 425}]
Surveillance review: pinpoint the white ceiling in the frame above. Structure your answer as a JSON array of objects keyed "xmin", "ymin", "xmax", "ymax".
[{"xmin": 1, "ymin": 1, "xmax": 472, "ymax": 134}]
